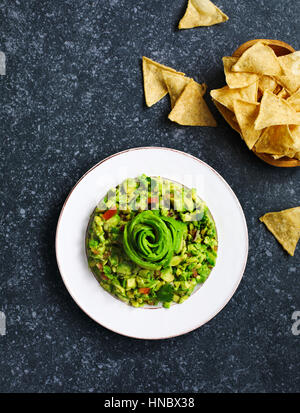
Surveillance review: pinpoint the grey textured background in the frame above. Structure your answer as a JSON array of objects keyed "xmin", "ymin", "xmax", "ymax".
[{"xmin": 0, "ymin": 0, "xmax": 299, "ymax": 393}]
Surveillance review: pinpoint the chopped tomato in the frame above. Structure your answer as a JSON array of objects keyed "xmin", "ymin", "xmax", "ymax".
[
  {"xmin": 102, "ymin": 208, "xmax": 117, "ymax": 221},
  {"xmin": 148, "ymin": 197, "xmax": 159, "ymax": 204},
  {"xmin": 100, "ymin": 273, "xmax": 108, "ymax": 281},
  {"xmin": 139, "ymin": 287, "xmax": 150, "ymax": 294},
  {"xmin": 192, "ymin": 269, "xmax": 198, "ymax": 278}
]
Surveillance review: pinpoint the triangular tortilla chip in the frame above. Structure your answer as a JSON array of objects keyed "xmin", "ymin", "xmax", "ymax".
[
  {"xmin": 168, "ymin": 80, "xmax": 217, "ymax": 126},
  {"xmin": 231, "ymin": 42, "xmax": 283, "ymax": 77},
  {"xmin": 258, "ymin": 75, "xmax": 277, "ymax": 94},
  {"xmin": 212, "ymin": 99, "xmax": 241, "ymax": 133},
  {"xmin": 222, "ymin": 56, "xmax": 259, "ymax": 89},
  {"xmin": 295, "ymin": 152, "xmax": 300, "ymax": 160},
  {"xmin": 287, "ymin": 88, "xmax": 300, "ymax": 112},
  {"xmin": 178, "ymin": 0, "xmax": 228, "ymax": 29},
  {"xmin": 142, "ymin": 57, "xmax": 185, "ymax": 107},
  {"xmin": 233, "ymin": 100, "xmax": 261, "ymax": 149},
  {"xmin": 210, "ymin": 82, "xmax": 258, "ymax": 112},
  {"xmin": 276, "ymin": 74, "xmax": 300, "ymax": 95},
  {"xmin": 255, "ymin": 125, "xmax": 296, "ymax": 155},
  {"xmin": 278, "ymin": 52, "xmax": 300, "ymax": 74},
  {"xmin": 163, "ymin": 72, "xmax": 194, "ymax": 108},
  {"xmin": 254, "ymin": 90, "xmax": 300, "ymax": 130},
  {"xmin": 260, "ymin": 207, "xmax": 300, "ymax": 256},
  {"xmin": 276, "ymin": 52, "xmax": 300, "ymax": 94}
]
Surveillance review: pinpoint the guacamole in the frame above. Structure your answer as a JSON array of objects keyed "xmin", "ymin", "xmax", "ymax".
[{"xmin": 86, "ymin": 175, "xmax": 218, "ymax": 308}]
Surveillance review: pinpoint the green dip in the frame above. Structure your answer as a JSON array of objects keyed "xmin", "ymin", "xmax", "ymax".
[{"xmin": 86, "ymin": 175, "xmax": 218, "ymax": 308}]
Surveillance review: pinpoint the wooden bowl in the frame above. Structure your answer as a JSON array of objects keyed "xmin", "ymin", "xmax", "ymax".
[{"xmin": 232, "ymin": 39, "xmax": 300, "ymax": 168}]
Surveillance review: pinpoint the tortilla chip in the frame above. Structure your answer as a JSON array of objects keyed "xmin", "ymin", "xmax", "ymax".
[
  {"xmin": 295, "ymin": 152, "xmax": 300, "ymax": 160},
  {"xmin": 260, "ymin": 207, "xmax": 300, "ymax": 256},
  {"xmin": 258, "ymin": 75, "xmax": 277, "ymax": 93},
  {"xmin": 163, "ymin": 72, "xmax": 196, "ymax": 108},
  {"xmin": 212, "ymin": 99, "xmax": 241, "ymax": 133},
  {"xmin": 276, "ymin": 75, "xmax": 300, "ymax": 95},
  {"xmin": 210, "ymin": 82, "xmax": 258, "ymax": 112},
  {"xmin": 223, "ymin": 56, "xmax": 259, "ymax": 89},
  {"xmin": 142, "ymin": 57, "xmax": 185, "ymax": 107},
  {"xmin": 271, "ymin": 152, "xmax": 297, "ymax": 160},
  {"xmin": 276, "ymin": 87, "xmax": 289, "ymax": 99},
  {"xmin": 273, "ymin": 84, "xmax": 284, "ymax": 96},
  {"xmin": 178, "ymin": 0, "xmax": 228, "ymax": 29},
  {"xmin": 233, "ymin": 100, "xmax": 261, "ymax": 149},
  {"xmin": 287, "ymin": 88, "xmax": 300, "ymax": 112},
  {"xmin": 231, "ymin": 42, "xmax": 283, "ymax": 77},
  {"xmin": 255, "ymin": 125, "xmax": 296, "ymax": 155},
  {"xmin": 168, "ymin": 80, "xmax": 217, "ymax": 126},
  {"xmin": 278, "ymin": 52, "xmax": 300, "ymax": 74},
  {"xmin": 289, "ymin": 125, "xmax": 300, "ymax": 151},
  {"xmin": 254, "ymin": 90, "xmax": 300, "ymax": 130},
  {"xmin": 276, "ymin": 74, "xmax": 300, "ymax": 95},
  {"xmin": 276, "ymin": 53, "xmax": 300, "ymax": 94}
]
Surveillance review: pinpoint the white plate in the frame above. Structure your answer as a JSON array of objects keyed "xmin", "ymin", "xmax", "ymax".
[{"xmin": 56, "ymin": 147, "xmax": 248, "ymax": 339}]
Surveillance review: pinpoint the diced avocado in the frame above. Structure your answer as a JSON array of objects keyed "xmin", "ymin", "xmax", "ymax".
[
  {"xmin": 109, "ymin": 252, "xmax": 119, "ymax": 266},
  {"xmin": 138, "ymin": 269, "xmax": 151, "ymax": 278},
  {"xmin": 179, "ymin": 295, "xmax": 189, "ymax": 304},
  {"xmin": 117, "ymin": 262, "xmax": 131, "ymax": 275},
  {"xmin": 175, "ymin": 268, "xmax": 182, "ymax": 276},
  {"xmin": 198, "ymin": 264, "xmax": 211, "ymax": 278},
  {"xmin": 184, "ymin": 196, "xmax": 194, "ymax": 212},
  {"xmin": 126, "ymin": 278, "xmax": 136, "ymax": 290},
  {"xmin": 123, "ymin": 178, "xmax": 138, "ymax": 195},
  {"xmin": 160, "ymin": 267, "xmax": 174, "ymax": 282},
  {"xmin": 153, "ymin": 280, "xmax": 163, "ymax": 291},
  {"xmin": 105, "ymin": 198, "xmax": 117, "ymax": 209},
  {"xmin": 173, "ymin": 281, "xmax": 181, "ymax": 290},
  {"xmin": 136, "ymin": 276, "xmax": 146, "ymax": 288},
  {"xmin": 100, "ymin": 282, "xmax": 111, "ymax": 293},
  {"xmin": 104, "ymin": 214, "xmax": 120, "ymax": 231},
  {"xmin": 181, "ymin": 280, "xmax": 191, "ymax": 290},
  {"xmin": 180, "ymin": 212, "xmax": 193, "ymax": 222},
  {"xmin": 188, "ymin": 286, "xmax": 195, "ymax": 295},
  {"xmin": 163, "ymin": 302, "xmax": 171, "ymax": 309},
  {"xmin": 191, "ymin": 278, "xmax": 197, "ymax": 287},
  {"xmin": 206, "ymin": 251, "xmax": 217, "ymax": 266},
  {"xmin": 173, "ymin": 294, "xmax": 180, "ymax": 303},
  {"xmin": 187, "ymin": 244, "xmax": 199, "ymax": 256},
  {"xmin": 170, "ymin": 256, "xmax": 182, "ymax": 266},
  {"xmin": 94, "ymin": 215, "xmax": 103, "ymax": 228},
  {"xmin": 113, "ymin": 283, "xmax": 125, "ymax": 295}
]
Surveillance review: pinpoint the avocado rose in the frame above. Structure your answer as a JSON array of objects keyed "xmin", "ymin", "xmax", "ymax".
[{"xmin": 123, "ymin": 210, "xmax": 187, "ymax": 270}]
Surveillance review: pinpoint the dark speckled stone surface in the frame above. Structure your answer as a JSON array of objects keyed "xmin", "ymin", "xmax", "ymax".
[{"xmin": 0, "ymin": 0, "xmax": 299, "ymax": 393}]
